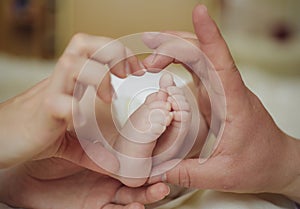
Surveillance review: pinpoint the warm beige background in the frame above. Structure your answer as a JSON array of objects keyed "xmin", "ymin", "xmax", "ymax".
[{"xmin": 55, "ymin": 0, "xmax": 220, "ymax": 56}]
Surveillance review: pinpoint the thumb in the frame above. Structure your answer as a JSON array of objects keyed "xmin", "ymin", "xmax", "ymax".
[
  {"xmin": 192, "ymin": 4, "xmax": 234, "ymax": 73},
  {"xmin": 192, "ymin": 4, "xmax": 246, "ymax": 100},
  {"xmin": 149, "ymin": 158, "xmax": 228, "ymax": 190}
]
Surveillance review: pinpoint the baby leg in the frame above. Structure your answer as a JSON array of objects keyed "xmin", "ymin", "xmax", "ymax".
[{"xmin": 113, "ymin": 73, "xmax": 174, "ymax": 187}]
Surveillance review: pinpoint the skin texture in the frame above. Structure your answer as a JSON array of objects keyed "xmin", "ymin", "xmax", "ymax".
[
  {"xmin": 0, "ymin": 3, "xmax": 299, "ymax": 207},
  {"xmin": 143, "ymin": 4, "xmax": 300, "ymax": 203},
  {"xmin": 0, "ymin": 158, "xmax": 170, "ymax": 209},
  {"xmin": 112, "ymin": 73, "xmax": 191, "ymax": 187},
  {"xmin": 0, "ymin": 33, "xmax": 170, "ymax": 208},
  {"xmin": 0, "ymin": 33, "xmax": 145, "ymax": 169}
]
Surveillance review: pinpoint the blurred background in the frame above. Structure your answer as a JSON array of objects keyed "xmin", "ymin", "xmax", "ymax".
[{"xmin": 0, "ymin": 0, "xmax": 299, "ymax": 137}]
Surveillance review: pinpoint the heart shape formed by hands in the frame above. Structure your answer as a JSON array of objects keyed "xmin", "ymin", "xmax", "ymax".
[{"xmin": 72, "ymin": 32, "xmax": 226, "ymax": 184}]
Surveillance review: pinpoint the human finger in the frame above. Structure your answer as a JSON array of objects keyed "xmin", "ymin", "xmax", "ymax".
[
  {"xmin": 125, "ymin": 48, "xmax": 146, "ymax": 76},
  {"xmin": 55, "ymin": 135, "xmax": 120, "ymax": 175},
  {"xmin": 64, "ymin": 33, "xmax": 144, "ymax": 78},
  {"xmin": 97, "ymin": 72, "xmax": 114, "ymax": 103},
  {"xmin": 64, "ymin": 34, "xmax": 126, "ymax": 78},
  {"xmin": 44, "ymin": 94, "xmax": 75, "ymax": 123},
  {"xmin": 49, "ymin": 54, "xmax": 115, "ymax": 103},
  {"xmin": 143, "ymin": 35, "xmax": 204, "ymax": 75},
  {"xmin": 142, "ymin": 35, "xmax": 221, "ymax": 114},
  {"xmin": 142, "ymin": 31, "xmax": 197, "ymax": 50},
  {"xmin": 51, "ymin": 34, "xmax": 145, "ymax": 103},
  {"xmin": 142, "ymin": 33, "xmax": 179, "ymax": 72},
  {"xmin": 149, "ymin": 158, "xmax": 228, "ymax": 191},
  {"xmin": 163, "ymin": 31, "xmax": 197, "ymax": 39},
  {"xmin": 114, "ymin": 182, "xmax": 170, "ymax": 205},
  {"xmin": 192, "ymin": 4, "xmax": 247, "ymax": 100}
]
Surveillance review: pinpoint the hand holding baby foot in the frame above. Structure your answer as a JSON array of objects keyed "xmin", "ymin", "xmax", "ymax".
[
  {"xmin": 112, "ymin": 73, "xmax": 191, "ymax": 187},
  {"xmin": 143, "ymin": 5, "xmax": 300, "ymax": 202},
  {"xmin": 0, "ymin": 33, "xmax": 173, "ymax": 209}
]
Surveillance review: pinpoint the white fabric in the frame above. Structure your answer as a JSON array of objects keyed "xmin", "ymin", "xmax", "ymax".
[{"xmin": 155, "ymin": 190, "xmax": 297, "ymax": 209}]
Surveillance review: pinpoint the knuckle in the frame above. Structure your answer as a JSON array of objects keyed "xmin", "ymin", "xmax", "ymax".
[
  {"xmin": 57, "ymin": 54, "xmax": 77, "ymax": 74},
  {"xmin": 106, "ymin": 40, "xmax": 126, "ymax": 62},
  {"xmin": 70, "ymin": 33, "xmax": 88, "ymax": 46},
  {"xmin": 95, "ymin": 39, "xmax": 125, "ymax": 66},
  {"xmin": 42, "ymin": 93, "xmax": 56, "ymax": 110},
  {"xmin": 109, "ymin": 40, "xmax": 125, "ymax": 53}
]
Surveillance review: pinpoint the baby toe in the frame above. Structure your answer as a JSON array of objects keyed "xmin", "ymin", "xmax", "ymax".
[
  {"xmin": 167, "ymin": 86, "xmax": 184, "ymax": 96},
  {"xmin": 168, "ymin": 95, "xmax": 190, "ymax": 111},
  {"xmin": 159, "ymin": 72, "xmax": 175, "ymax": 90},
  {"xmin": 173, "ymin": 111, "xmax": 191, "ymax": 122},
  {"xmin": 148, "ymin": 101, "xmax": 171, "ymax": 111}
]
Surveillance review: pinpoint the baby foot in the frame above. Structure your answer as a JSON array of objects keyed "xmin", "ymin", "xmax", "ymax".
[
  {"xmin": 153, "ymin": 78, "xmax": 192, "ymax": 166},
  {"xmin": 113, "ymin": 73, "xmax": 174, "ymax": 187}
]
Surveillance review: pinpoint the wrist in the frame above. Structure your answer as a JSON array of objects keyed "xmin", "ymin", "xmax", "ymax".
[{"xmin": 280, "ymin": 134, "xmax": 300, "ymax": 203}]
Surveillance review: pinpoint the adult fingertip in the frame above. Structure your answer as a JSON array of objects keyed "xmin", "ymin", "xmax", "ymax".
[
  {"xmin": 142, "ymin": 32, "xmax": 160, "ymax": 41},
  {"xmin": 149, "ymin": 183, "xmax": 170, "ymax": 202},
  {"xmin": 141, "ymin": 32, "xmax": 161, "ymax": 49},
  {"xmin": 192, "ymin": 4, "xmax": 206, "ymax": 24},
  {"xmin": 192, "ymin": 4, "xmax": 220, "ymax": 45},
  {"xmin": 159, "ymin": 183, "xmax": 171, "ymax": 197},
  {"xmin": 194, "ymin": 4, "xmax": 208, "ymax": 14}
]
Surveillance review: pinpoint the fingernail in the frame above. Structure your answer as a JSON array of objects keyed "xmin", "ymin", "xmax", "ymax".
[
  {"xmin": 164, "ymin": 185, "xmax": 171, "ymax": 196},
  {"xmin": 198, "ymin": 4, "xmax": 208, "ymax": 13},
  {"xmin": 158, "ymin": 184, "xmax": 170, "ymax": 198}
]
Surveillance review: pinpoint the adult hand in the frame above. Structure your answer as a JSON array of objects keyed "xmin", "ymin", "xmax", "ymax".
[
  {"xmin": 0, "ymin": 158, "xmax": 170, "ymax": 209},
  {"xmin": 0, "ymin": 33, "xmax": 144, "ymax": 170},
  {"xmin": 0, "ymin": 33, "xmax": 171, "ymax": 208},
  {"xmin": 143, "ymin": 5, "xmax": 300, "ymax": 202}
]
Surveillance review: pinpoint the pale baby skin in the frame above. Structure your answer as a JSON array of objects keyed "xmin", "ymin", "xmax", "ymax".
[{"xmin": 113, "ymin": 73, "xmax": 192, "ymax": 187}]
